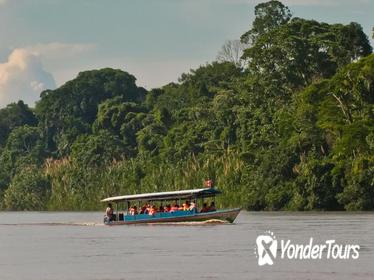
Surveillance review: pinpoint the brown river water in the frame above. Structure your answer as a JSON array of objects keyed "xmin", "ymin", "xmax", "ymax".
[{"xmin": 0, "ymin": 211, "xmax": 373, "ymax": 280}]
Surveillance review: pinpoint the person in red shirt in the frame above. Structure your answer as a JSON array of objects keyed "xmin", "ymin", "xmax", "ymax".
[
  {"xmin": 170, "ymin": 203, "xmax": 179, "ymax": 212},
  {"xmin": 164, "ymin": 204, "xmax": 171, "ymax": 212}
]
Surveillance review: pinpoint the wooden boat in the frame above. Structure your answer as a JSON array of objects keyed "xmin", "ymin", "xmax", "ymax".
[{"xmin": 101, "ymin": 187, "xmax": 241, "ymax": 225}]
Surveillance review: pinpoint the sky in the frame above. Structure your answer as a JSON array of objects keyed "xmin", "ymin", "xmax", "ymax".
[{"xmin": 0, "ymin": 0, "xmax": 373, "ymax": 108}]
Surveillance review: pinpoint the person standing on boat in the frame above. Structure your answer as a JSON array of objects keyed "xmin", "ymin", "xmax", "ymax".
[
  {"xmin": 106, "ymin": 203, "xmax": 115, "ymax": 221},
  {"xmin": 204, "ymin": 178, "xmax": 214, "ymax": 188}
]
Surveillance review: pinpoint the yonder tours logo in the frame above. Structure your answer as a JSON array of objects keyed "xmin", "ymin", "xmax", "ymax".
[
  {"xmin": 255, "ymin": 231, "xmax": 278, "ymax": 266},
  {"xmin": 255, "ymin": 231, "xmax": 360, "ymax": 266}
]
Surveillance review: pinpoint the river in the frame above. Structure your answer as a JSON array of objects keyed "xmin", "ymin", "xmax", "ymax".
[{"xmin": 0, "ymin": 211, "xmax": 373, "ymax": 280}]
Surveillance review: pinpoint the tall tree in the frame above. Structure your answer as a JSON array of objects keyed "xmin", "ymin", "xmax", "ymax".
[
  {"xmin": 35, "ymin": 68, "xmax": 147, "ymax": 156},
  {"xmin": 217, "ymin": 40, "xmax": 247, "ymax": 67},
  {"xmin": 241, "ymin": 0, "xmax": 291, "ymax": 44},
  {"xmin": 241, "ymin": 19, "xmax": 372, "ymax": 90}
]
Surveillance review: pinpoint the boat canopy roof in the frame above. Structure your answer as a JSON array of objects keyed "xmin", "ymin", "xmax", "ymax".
[{"xmin": 101, "ymin": 188, "xmax": 221, "ymax": 203}]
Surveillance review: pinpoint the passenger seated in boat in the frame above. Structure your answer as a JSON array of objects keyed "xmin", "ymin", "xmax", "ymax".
[
  {"xmin": 164, "ymin": 204, "xmax": 171, "ymax": 212},
  {"xmin": 200, "ymin": 202, "xmax": 209, "ymax": 213},
  {"xmin": 170, "ymin": 203, "xmax": 179, "ymax": 212},
  {"xmin": 189, "ymin": 202, "xmax": 196, "ymax": 211},
  {"xmin": 208, "ymin": 202, "xmax": 216, "ymax": 212},
  {"xmin": 106, "ymin": 203, "xmax": 115, "ymax": 221},
  {"xmin": 141, "ymin": 203, "xmax": 151, "ymax": 214},
  {"xmin": 149, "ymin": 205, "xmax": 157, "ymax": 216},
  {"xmin": 183, "ymin": 201, "xmax": 190, "ymax": 211},
  {"xmin": 159, "ymin": 205, "xmax": 164, "ymax": 212},
  {"xmin": 146, "ymin": 203, "xmax": 153, "ymax": 214},
  {"xmin": 129, "ymin": 206, "xmax": 138, "ymax": 215}
]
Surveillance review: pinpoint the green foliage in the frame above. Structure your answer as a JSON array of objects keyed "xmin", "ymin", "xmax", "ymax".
[
  {"xmin": 241, "ymin": 0, "xmax": 291, "ymax": 44},
  {"xmin": 0, "ymin": 101, "xmax": 37, "ymax": 148},
  {"xmin": 35, "ymin": 68, "xmax": 146, "ymax": 156},
  {"xmin": 45, "ymin": 151, "xmax": 248, "ymax": 210},
  {"xmin": 336, "ymin": 155, "xmax": 374, "ymax": 210},
  {"xmin": 0, "ymin": 125, "xmax": 44, "ymax": 191},
  {"xmin": 3, "ymin": 165, "xmax": 50, "ymax": 210},
  {"xmin": 288, "ymin": 54, "xmax": 374, "ymax": 210},
  {"xmin": 242, "ymin": 18, "xmax": 372, "ymax": 90},
  {"xmin": 71, "ymin": 130, "xmax": 125, "ymax": 167}
]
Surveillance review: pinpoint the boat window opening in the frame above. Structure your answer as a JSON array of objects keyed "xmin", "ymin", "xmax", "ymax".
[{"xmin": 118, "ymin": 199, "xmax": 199, "ymax": 216}]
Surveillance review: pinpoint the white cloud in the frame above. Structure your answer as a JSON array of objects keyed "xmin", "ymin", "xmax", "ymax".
[
  {"xmin": 0, "ymin": 42, "xmax": 95, "ymax": 107},
  {"xmin": 23, "ymin": 42, "xmax": 96, "ymax": 86},
  {"xmin": 0, "ymin": 48, "xmax": 56, "ymax": 108}
]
